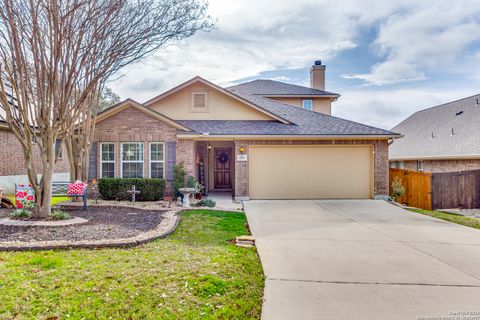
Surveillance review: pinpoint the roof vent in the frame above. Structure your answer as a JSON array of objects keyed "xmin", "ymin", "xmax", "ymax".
[
  {"xmin": 477, "ymin": 97, "xmax": 480, "ymax": 105},
  {"xmin": 456, "ymin": 111, "xmax": 464, "ymax": 116},
  {"xmin": 314, "ymin": 60, "xmax": 322, "ymax": 66},
  {"xmin": 451, "ymin": 128, "xmax": 455, "ymax": 136},
  {"xmin": 431, "ymin": 132, "xmax": 435, "ymax": 138}
]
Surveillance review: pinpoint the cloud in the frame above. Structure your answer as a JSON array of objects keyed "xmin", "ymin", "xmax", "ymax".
[{"xmin": 344, "ymin": 1, "xmax": 480, "ymax": 85}]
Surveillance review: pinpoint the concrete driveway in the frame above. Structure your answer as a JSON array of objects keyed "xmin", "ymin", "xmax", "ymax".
[{"xmin": 244, "ymin": 200, "xmax": 480, "ymax": 320}]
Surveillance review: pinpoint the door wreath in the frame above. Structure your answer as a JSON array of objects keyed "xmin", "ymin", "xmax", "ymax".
[{"xmin": 218, "ymin": 152, "xmax": 229, "ymax": 164}]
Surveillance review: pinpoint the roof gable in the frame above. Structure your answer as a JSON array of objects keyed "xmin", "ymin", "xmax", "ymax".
[
  {"xmin": 143, "ymin": 77, "xmax": 290, "ymax": 124},
  {"xmin": 95, "ymin": 99, "xmax": 191, "ymax": 131}
]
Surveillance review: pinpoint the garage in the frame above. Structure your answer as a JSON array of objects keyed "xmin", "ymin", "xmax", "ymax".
[{"xmin": 248, "ymin": 145, "xmax": 373, "ymax": 199}]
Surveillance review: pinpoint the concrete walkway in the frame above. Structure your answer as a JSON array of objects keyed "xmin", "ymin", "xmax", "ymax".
[{"xmin": 244, "ymin": 200, "xmax": 480, "ymax": 320}]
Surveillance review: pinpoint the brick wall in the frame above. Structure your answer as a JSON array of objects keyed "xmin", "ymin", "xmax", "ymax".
[
  {"xmin": 177, "ymin": 139, "xmax": 196, "ymax": 179},
  {"xmin": 234, "ymin": 139, "xmax": 389, "ymax": 199},
  {"xmin": 94, "ymin": 106, "xmax": 178, "ymax": 178},
  {"xmin": 399, "ymin": 159, "xmax": 480, "ymax": 173},
  {"xmin": 0, "ymin": 127, "xmax": 70, "ymax": 177}
]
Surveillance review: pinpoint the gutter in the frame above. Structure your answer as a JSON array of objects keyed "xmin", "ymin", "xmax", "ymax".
[{"xmin": 177, "ymin": 133, "xmax": 402, "ymax": 140}]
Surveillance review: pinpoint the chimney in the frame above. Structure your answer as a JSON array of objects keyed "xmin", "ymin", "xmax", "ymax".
[{"xmin": 310, "ymin": 60, "xmax": 325, "ymax": 90}]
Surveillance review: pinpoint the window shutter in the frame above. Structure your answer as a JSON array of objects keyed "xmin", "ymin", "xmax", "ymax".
[
  {"xmin": 88, "ymin": 141, "xmax": 98, "ymax": 181},
  {"xmin": 166, "ymin": 141, "xmax": 176, "ymax": 181}
]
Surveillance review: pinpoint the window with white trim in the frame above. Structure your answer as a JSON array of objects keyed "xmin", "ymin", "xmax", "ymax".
[
  {"xmin": 417, "ymin": 160, "xmax": 424, "ymax": 172},
  {"xmin": 100, "ymin": 143, "xmax": 115, "ymax": 178},
  {"xmin": 302, "ymin": 99, "xmax": 313, "ymax": 111},
  {"xmin": 150, "ymin": 142, "xmax": 165, "ymax": 179},
  {"xmin": 121, "ymin": 142, "xmax": 144, "ymax": 178}
]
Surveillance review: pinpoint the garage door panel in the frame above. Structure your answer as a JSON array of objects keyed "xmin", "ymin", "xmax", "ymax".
[{"xmin": 249, "ymin": 146, "xmax": 372, "ymax": 199}]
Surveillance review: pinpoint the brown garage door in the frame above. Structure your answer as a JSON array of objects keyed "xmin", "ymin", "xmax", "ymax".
[{"xmin": 249, "ymin": 145, "xmax": 373, "ymax": 199}]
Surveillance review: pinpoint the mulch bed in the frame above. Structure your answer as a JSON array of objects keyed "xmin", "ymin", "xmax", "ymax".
[{"xmin": 0, "ymin": 205, "xmax": 168, "ymax": 243}]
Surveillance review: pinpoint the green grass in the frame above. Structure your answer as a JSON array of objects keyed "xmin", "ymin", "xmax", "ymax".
[
  {"xmin": 4, "ymin": 195, "xmax": 70, "ymax": 206},
  {"xmin": 409, "ymin": 209, "xmax": 480, "ymax": 230},
  {"xmin": 0, "ymin": 210, "xmax": 264, "ymax": 319}
]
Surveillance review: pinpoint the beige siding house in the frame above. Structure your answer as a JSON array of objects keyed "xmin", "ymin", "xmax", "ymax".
[
  {"xmin": 90, "ymin": 61, "xmax": 399, "ymax": 200},
  {"xmin": 389, "ymin": 94, "xmax": 480, "ymax": 173}
]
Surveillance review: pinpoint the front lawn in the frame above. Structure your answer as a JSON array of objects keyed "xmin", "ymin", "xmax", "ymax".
[
  {"xmin": 0, "ymin": 210, "xmax": 264, "ymax": 319},
  {"xmin": 409, "ymin": 209, "xmax": 480, "ymax": 230}
]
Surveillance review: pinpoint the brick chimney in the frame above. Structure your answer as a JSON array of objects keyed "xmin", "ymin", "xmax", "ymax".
[{"xmin": 310, "ymin": 60, "xmax": 325, "ymax": 90}]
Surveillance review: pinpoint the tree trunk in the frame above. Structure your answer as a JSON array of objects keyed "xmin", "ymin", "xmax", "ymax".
[{"xmin": 31, "ymin": 142, "xmax": 55, "ymax": 219}]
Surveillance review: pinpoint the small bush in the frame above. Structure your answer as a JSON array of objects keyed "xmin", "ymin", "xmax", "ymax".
[
  {"xmin": 193, "ymin": 198, "xmax": 216, "ymax": 208},
  {"xmin": 98, "ymin": 178, "xmax": 165, "ymax": 201},
  {"xmin": 173, "ymin": 163, "xmax": 187, "ymax": 197},
  {"xmin": 186, "ymin": 176, "xmax": 196, "ymax": 188},
  {"xmin": 10, "ymin": 208, "xmax": 31, "ymax": 219},
  {"xmin": 391, "ymin": 176, "xmax": 406, "ymax": 202},
  {"xmin": 49, "ymin": 210, "xmax": 71, "ymax": 221}
]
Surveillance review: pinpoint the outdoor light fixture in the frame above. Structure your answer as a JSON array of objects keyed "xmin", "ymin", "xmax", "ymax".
[
  {"xmin": 208, "ymin": 144, "xmax": 212, "ymax": 150},
  {"xmin": 239, "ymin": 147, "xmax": 245, "ymax": 153}
]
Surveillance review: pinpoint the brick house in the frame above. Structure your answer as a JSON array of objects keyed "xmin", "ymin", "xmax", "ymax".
[
  {"xmin": 0, "ymin": 122, "xmax": 70, "ymax": 193},
  {"xmin": 389, "ymin": 94, "xmax": 480, "ymax": 173},
  {"xmin": 89, "ymin": 61, "xmax": 399, "ymax": 200}
]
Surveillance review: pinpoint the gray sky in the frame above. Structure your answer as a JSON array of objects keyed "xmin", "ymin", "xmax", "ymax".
[{"xmin": 110, "ymin": 0, "xmax": 480, "ymax": 129}]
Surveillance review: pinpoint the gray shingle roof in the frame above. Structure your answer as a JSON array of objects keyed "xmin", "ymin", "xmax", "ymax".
[
  {"xmin": 228, "ymin": 79, "xmax": 339, "ymax": 96},
  {"xmin": 389, "ymin": 94, "xmax": 480, "ymax": 159},
  {"xmin": 178, "ymin": 88, "xmax": 398, "ymax": 136}
]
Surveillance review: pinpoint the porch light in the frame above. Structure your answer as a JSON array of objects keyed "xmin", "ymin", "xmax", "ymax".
[
  {"xmin": 207, "ymin": 144, "xmax": 212, "ymax": 150},
  {"xmin": 239, "ymin": 147, "xmax": 245, "ymax": 153}
]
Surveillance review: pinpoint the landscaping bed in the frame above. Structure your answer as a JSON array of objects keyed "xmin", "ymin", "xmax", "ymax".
[
  {"xmin": 408, "ymin": 208, "xmax": 480, "ymax": 230},
  {"xmin": 0, "ymin": 210, "xmax": 264, "ymax": 319},
  {"xmin": 0, "ymin": 206, "xmax": 167, "ymax": 242}
]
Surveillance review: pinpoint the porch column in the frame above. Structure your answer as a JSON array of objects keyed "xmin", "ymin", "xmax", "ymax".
[
  {"xmin": 234, "ymin": 141, "xmax": 249, "ymax": 200},
  {"xmin": 176, "ymin": 139, "xmax": 196, "ymax": 178}
]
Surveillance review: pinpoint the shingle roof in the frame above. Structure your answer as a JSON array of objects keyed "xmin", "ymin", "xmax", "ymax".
[
  {"xmin": 389, "ymin": 94, "xmax": 480, "ymax": 159},
  {"xmin": 177, "ymin": 88, "xmax": 398, "ymax": 136},
  {"xmin": 228, "ymin": 79, "xmax": 339, "ymax": 96}
]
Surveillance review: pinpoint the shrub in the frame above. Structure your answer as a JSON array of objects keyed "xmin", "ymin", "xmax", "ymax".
[
  {"xmin": 391, "ymin": 176, "xmax": 406, "ymax": 202},
  {"xmin": 193, "ymin": 198, "xmax": 216, "ymax": 208},
  {"xmin": 173, "ymin": 163, "xmax": 187, "ymax": 196},
  {"xmin": 98, "ymin": 178, "xmax": 165, "ymax": 201},
  {"xmin": 49, "ymin": 210, "xmax": 71, "ymax": 220},
  {"xmin": 186, "ymin": 176, "xmax": 196, "ymax": 188},
  {"xmin": 10, "ymin": 208, "xmax": 31, "ymax": 219}
]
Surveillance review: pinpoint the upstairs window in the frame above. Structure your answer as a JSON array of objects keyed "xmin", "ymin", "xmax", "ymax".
[
  {"xmin": 191, "ymin": 92, "xmax": 208, "ymax": 112},
  {"xmin": 302, "ymin": 99, "xmax": 313, "ymax": 111}
]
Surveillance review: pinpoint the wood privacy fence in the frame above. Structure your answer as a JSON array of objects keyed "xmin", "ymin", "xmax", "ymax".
[{"xmin": 389, "ymin": 168, "xmax": 480, "ymax": 210}]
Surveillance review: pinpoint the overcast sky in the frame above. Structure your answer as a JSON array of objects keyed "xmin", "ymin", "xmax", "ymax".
[{"xmin": 110, "ymin": 0, "xmax": 480, "ymax": 129}]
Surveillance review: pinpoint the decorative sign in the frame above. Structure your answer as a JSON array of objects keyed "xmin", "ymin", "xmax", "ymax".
[
  {"xmin": 199, "ymin": 160, "xmax": 206, "ymax": 194},
  {"xmin": 15, "ymin": 184, "xmax": 35, "ymax": 208},
  {"xmin": 237, "ymin": 154, "xmax": 248, "ymax": 162}
]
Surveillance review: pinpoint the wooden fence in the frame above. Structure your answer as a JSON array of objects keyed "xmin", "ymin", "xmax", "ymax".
[
  {"xmin": 390, "ymin": 168, "xmax": 432, "ymax": 210},
  {"xmin": 389, "ymin": 168, "xmax": 480, "ymax": 210}
]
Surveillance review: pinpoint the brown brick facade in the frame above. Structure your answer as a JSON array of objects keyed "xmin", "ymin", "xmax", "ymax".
[
  {"xmin": 0, "ymin": 127, "xmax": 70, "ymax": 177},
  {"xmin": 234, "ymin": 139, "xmax": 389, "ymax": 199},
  {"xmin": 394, "ymin": 159, "xmax": 480, "ymax": 173},
  {"xmin": 94, "ymin": 106, "xmax": 178, "ymax": 179}
]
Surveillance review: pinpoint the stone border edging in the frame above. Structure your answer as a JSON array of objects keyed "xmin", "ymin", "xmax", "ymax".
[
  {"xmin": 0, "ymin": 217, "xmax": 88, "ymax": 227},
  {"xmin": 0, "ymin": 209, "xmax": 181, "ymax": 252}
]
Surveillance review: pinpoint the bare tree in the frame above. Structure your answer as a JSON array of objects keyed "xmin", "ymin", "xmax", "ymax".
[{"xmin": 0, "ymin": 0, "xmax": 212, "ymax": 218}]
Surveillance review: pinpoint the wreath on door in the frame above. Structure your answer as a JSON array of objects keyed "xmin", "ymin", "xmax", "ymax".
[{"xmin": 218, "ymin": 152, "xmax": 229, "ymax": 164}]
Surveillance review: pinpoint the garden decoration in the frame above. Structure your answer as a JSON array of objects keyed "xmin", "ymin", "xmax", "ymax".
[
  {"xmin": 178, "ymin": 187, "xmax": 195, "ymax": 207},
  {"xmin": 127, "ymin": 185, "xmax": 141, "ymax": 202},
  {"xmin": 15, "ymin": 184, "xmax": 35, "ymax": 209}
]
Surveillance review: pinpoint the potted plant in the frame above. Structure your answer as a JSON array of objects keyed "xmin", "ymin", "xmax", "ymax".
[{"xmin": 194, "ymin": 181, "xmax": 204, "ymax": 200}]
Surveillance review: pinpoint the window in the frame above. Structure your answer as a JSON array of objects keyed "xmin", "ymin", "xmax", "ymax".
[
  {"xmin": 150, "ymin": 142, "xmax": 165, "ymax": 179},
  {"xmin": 302, "ymin": 99, "xmax": 313, "ymax": 111},
  {"xmin": 100, "ymin": 143, "xmax": 115, "ymax": 178},
  {"xmin": 396, "ymin": 161, "xmax": 404, "ymax": 169},
  {"xmin": 417, "ymin": 160, "xmax": 424, "ymax": 172},
  {"xmin": 191, "ymin": 92, "xmax": 208, "ymax": 112},
  {"xmin": 121, "ymin": 143, "xmax": 144, "ymax": 178}
]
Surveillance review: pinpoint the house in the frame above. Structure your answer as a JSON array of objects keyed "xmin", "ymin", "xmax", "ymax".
[
  {"xmin": 0, "ymin": 95, "xmax": 70, "ymax": 193},
  {"xmin": 90, "ymin": 61, "xmax": 399, "ymax": 200},
  {"xmin": 389, "ymin": 94, "xmax": 480, "ymax": 173}
]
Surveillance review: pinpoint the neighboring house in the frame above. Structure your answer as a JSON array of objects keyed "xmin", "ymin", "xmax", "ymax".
[
  {"xmin": 389, "ymin": 94, "xmax": 480, "ymax": 173},
  {"xmin": 90, "ymin": 61, "xmax": 399, "ymax": 200},
  {"xmin": 0, "ymin": 120, "xmax": 70, "ymax": 193}
]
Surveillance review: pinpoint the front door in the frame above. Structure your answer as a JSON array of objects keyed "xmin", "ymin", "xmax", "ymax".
[{"xmin": 214, "ymin": 148, "xmax": 232, "ymax": 189}]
